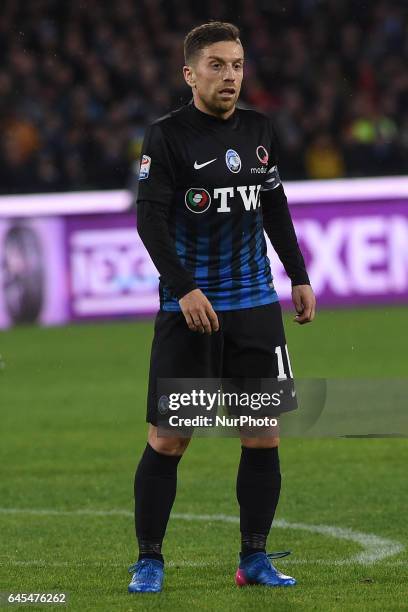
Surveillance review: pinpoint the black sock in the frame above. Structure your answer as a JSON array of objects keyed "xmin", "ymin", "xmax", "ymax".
[
  {"xmin": 236, "ymin": 446, "xmax": 281, "ymax": 559},
  {"xmin": 134, "ymin": 443, "xmax": 183, "ymax": 563}
]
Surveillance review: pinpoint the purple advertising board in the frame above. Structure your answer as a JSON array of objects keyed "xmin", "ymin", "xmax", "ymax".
[
  {"xmin": 0, "ymin": 217, "xmax": 67, "ymax": 328},
  {"xmin": 271, "ymin": 199, "xmax": 408, "ymax": 307},
  {"xmin": 65, "ymin": 213, "xmax": 159, "ymax": 320},
  {"xmin": 0, "ymin": 181, "xmax": 407, "ymax": 328}
]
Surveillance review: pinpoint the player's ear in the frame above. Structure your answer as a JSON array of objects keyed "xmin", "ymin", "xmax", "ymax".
[{"xmin": 183, "ymin": 65, "xmax": 196, "ymax": 89}]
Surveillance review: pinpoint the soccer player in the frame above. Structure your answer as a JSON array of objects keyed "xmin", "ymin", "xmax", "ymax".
[{"xmin": 128, "ymin": 22, "xmax": 316, "ymax": 593}]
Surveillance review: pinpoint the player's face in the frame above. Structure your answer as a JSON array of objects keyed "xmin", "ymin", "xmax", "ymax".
[{"xmin": 184, "ymin": 40, "xmax": 244, "ymax": 118}]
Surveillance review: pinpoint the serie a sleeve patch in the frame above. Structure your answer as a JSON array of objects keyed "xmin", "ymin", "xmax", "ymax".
[{"xmin": 139, "ymin": 155, "xmax": 152, "ymax": 180}]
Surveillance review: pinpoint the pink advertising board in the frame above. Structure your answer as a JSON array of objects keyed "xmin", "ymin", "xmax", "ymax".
[{"xmin": 0, "ymin": 177, "xmax": 407, "ymax": 327}]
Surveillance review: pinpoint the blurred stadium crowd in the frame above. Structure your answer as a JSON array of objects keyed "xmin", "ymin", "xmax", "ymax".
[{"xmin": 0, "ymin": 0, "xmax": 407, "ymax": 194}]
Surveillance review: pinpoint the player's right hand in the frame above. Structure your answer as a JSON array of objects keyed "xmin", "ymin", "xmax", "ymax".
[{"xmin": 179, "ymin": 288, "xmax": 219, "ymax": 334}]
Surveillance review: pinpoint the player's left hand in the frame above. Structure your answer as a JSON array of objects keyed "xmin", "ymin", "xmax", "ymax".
[{"xmin": 292, "ymin": 284, "xmax": 316, "ymax": 324}]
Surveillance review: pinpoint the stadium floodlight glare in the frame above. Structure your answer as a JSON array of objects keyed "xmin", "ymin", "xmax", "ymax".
[
  {"xmin": 0, "ymin": 175, "xmax": 407, "ymax": 217},
  {"xmin": 0, "ymin": 190, "xmax": 132, "ymax": 217},
  {"xmin": 285, "ymin": 175, "xmax": 408, "ymax": 204}
]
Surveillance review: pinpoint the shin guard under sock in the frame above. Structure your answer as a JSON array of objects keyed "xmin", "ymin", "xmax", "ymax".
[
  {"xmin": 134, "ymin": 443, "xmax": 182, "ymax": 562},
  {"xmin": 236, "ymin": 446, "xmax": 281, "ymax": 559}
]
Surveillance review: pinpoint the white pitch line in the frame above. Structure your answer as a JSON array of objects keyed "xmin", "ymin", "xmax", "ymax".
[
  {"xmin": 0, "ymin": 508, "xmax": 404, "ymax": 565},
  {"xmin": 0, "ymin": 508, "xmax": 132, "ymax": 517},
  {"xmin": 1, "ymin": 559, "xmax": 407, "ymax": 568},
  {"xmin": 0, "ymin": 560, "xmax": 211, "ymax": 568},
  {"xmin": 275, "ymin": 519, "xmax": 405, "ymax": 565},
  {"xmin": 172, "ymin": 513, "xmax": 405, "ymax": 565}
]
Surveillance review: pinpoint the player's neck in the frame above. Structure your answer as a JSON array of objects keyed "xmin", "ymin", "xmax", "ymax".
[{"xmin": 193, "ymin": 97, "xmax": 235, "ymax": 121}]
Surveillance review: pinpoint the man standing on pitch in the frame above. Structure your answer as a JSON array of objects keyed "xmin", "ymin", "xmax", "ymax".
[{"xmin": 128, "ymin": 21, "xmax": 315, "ymax": 593}]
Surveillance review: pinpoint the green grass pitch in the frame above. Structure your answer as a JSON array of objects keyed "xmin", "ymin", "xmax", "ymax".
[{"xmin": 0, "ymin": 306, "xmax": 407, "ymax": 611}]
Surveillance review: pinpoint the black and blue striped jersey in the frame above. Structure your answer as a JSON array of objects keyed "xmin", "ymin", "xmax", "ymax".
[{"xmin": 137, "ymin": 101, "xmax": 294, "ymax": 312}]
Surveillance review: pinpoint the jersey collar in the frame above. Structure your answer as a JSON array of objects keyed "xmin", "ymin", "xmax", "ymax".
[{"xmin": 188, "ymin": 99, "xmax": 239, "ymax": 128}]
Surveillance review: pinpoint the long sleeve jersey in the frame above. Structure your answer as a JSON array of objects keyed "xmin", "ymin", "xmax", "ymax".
[{"xmin": 137, "ymin": 100, "xmax": 309, "ymax": 311}]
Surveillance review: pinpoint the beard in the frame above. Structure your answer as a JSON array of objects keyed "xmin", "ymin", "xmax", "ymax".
[{"xmin": 204, "ymin": 92, "xmax": 238, "ymax": 116}]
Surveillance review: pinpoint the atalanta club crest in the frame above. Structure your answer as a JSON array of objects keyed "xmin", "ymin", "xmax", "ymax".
[
  {"xmin": 256, "ymin": 146, "xmax": 269, "ymax": 165},
  {"xmin": 185, "ymin": 188, "xmax": 212, "ymax": 213},
  {"xmin": 225, "ymin": 149, "xmax": 241, "ymax": 173}
]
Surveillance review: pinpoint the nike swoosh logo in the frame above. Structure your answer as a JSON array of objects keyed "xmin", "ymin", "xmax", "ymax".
[{"xmin": 194, "ymin": 158, "xmax": 217, "ymax": 170}]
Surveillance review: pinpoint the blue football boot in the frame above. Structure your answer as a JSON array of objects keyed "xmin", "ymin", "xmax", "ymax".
[
  {"xmin": 128, "ymin": 558, "xmax": 164, "ymax": 593},
  {"xmin": 235, "ymin": 551, "xmax": 296, "ymax": 587}
]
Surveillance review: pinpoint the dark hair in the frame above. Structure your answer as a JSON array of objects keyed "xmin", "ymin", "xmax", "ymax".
[{"xmin": 184, "ymin": 21, "xmax": 241, "ymax": 64}]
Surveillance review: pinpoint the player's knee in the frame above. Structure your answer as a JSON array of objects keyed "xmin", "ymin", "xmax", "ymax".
[
  {"xmin": 240, "ymin": 436, "xmax": 280, "ymax": 449},
  {"xmin": 150, "ymin": 438, "xmax": 190, "ymax": 456},
  {"xmin": 148, "ymin": 428, "xmax": 190, "ymax": 456}
]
